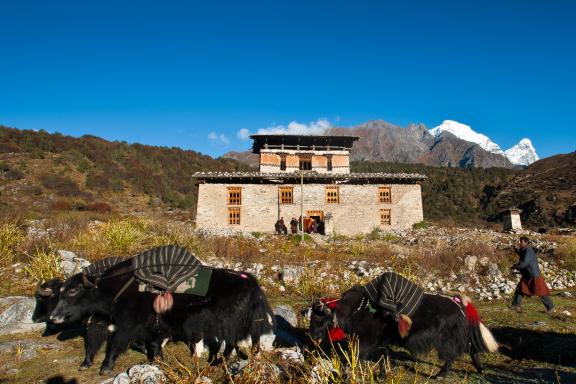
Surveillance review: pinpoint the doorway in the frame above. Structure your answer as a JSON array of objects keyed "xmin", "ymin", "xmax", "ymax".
[{"xmin": 306, "ymin": 210, "xmax": 325, "ymax": 235}]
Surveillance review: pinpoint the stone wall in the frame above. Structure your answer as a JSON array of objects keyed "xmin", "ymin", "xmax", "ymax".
[{"xmin": 196, "ymin": 183, "xmax": 423, "ymax": 236}]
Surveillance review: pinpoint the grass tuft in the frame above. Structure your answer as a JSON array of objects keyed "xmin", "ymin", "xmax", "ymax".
[
  {"xmin": 0, "ymin": 223, "xmax": 25, "ymax": 266},
  {"xmin": 22, "ymin": 247, "xmax": 62, "ymax": 281}
]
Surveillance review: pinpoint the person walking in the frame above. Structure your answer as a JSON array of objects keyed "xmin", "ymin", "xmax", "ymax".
[{"xmin": 509, "ymin": 236, "xmax": 555, "ymax": 314}]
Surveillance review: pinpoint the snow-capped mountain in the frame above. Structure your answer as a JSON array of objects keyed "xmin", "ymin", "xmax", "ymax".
[
  {"xmin": 504, "ymin": 138, "xmax": 539, "ymax": 166},
  {"xmin": 429, "ymin": 120, "xmax": 504, "ymax": 154},
  {"xmin": 429, "ymin": 120, "xmax": 539, "ymax": 166}
]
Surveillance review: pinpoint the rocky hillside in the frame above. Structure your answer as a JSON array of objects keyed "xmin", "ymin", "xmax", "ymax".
[
  {"xmin": 0, "ymin": 126, "xmax": 249, "ymax": 216},
  {"xmin": 486, "ymin": 152, "xmax": 576, "ymax": 227},
  {"xmin": 326, "ymin": 120, "xmax": 516, "ymax": 168},
  {"xmin": 226, "ymin": 120, "xmax": 518, "ymax": 168}
]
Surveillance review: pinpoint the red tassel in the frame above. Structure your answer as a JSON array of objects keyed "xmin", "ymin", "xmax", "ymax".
[
  {"xmin": 320, "ymin": 297, "xmax": 339, "ymax": 310},
  {"xmin": 398, "ymin": 315, "xmax": 412, "ymax": 338},
  {"xmin": 465, "ymin": 302, "xmax": 481, "ymax": 326},
  {"xmin": 153, "ymin": 292, "xmax": 174, "ymax": 314},
  {"xmin": 329, "ymin": 327, "xmax": 346, "ymax": 342}
]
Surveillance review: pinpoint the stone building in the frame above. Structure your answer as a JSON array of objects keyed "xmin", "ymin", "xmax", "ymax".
[
  {"xmin": 194, "ymin": 135, "xmax": 425, "ymax": 236},
  {"xmin": 503, "ymin": 208, "xmax": 523, "ymax": 231}
]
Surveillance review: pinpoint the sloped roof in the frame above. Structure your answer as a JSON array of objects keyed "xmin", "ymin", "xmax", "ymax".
[{"xmin": 193, "ymin": 171, "xmax": 426, "ymax": 184}]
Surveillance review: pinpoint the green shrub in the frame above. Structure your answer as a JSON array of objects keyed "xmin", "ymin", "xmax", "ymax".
[
  {"xmin": 412, "ymin": 221, "xmax": 428, "ymax": 230},
  {"xmin": 23, "ymin": 248, "xmax": 62, "ymax": 281}
]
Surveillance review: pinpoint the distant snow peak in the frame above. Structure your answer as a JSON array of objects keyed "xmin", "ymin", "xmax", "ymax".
[
  {"xmin": 504, "ymin": 138, "xmax": 539, "ymax": 166},
  {"xmin": 429, "ymin": 120, "xmax": 504, "ymax": 154}
]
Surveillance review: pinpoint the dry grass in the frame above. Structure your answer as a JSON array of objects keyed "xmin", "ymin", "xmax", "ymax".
[
  {"xmin": 0, "ymin": 223, "xmax": 26, "ymax": 266},
  {"xmin": 22, "ymin": 247, "xmax": 62, "ymax": 282},
  {"xmin": 556, "ymin": 236, "xmax": 576, "ymax": 270}
]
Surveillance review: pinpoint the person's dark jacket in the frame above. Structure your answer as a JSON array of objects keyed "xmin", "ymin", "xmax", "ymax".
[{"xmin": 512, "ymin": 246, "xmax": 541, "ymax": 279}]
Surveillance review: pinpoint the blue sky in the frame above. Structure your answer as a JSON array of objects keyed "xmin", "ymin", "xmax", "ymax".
[{"xmin": 1, "ymin": 0, "xmax": 574, "ymax": 158}]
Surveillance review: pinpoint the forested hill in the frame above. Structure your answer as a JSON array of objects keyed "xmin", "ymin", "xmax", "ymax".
[
  {"xmin": 351, "ymin": 161, "xmax": 518, "ymax": 224},
  {"xmin": 0, "ymin": 126, "xmax": 249, "ymax": 216}
]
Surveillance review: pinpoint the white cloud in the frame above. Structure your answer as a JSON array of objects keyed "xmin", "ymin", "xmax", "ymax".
[
  {"xmin": 237, "ymin": 128, "xmax": 250, "ymax": 141},
  {"xmin": 256, "ymin": 118, "xmax": 331, "ymax": 135},
  {"xmin": 208, "ymin": 132, "xmax": 230, "ymax": 146}
]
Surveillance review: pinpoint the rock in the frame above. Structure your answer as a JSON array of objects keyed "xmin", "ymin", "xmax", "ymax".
[
  {"xmin": 310, "ymin": 358, "xmax": 336, "ymax": 384},
  {"xmin": 0, "ymin": 297, "xmax": 45, "ymax": 335},
  {"xmin": 229, "ymin": 359, "xmax": 250, "ymax": 375},
  {"xmin": 273, "ymin": 305, "xmax": 298, "ymax": 328},
  {"xmin": 0, "ymin": 340, "xmax": 61, "ymax": 361},
  {"xmin": 464, "ymin": 255, "xmax": 477, "ymax": 271},
  {"xmin": 277, "ymin": 347, "xmax": 305, "ymax": 363},
  {"xmin": 107, "ymin": 364, "xmax": 165, "ymax": 384},
  {"xmin": 561, "ymin": 310, "xmax": 572, "ymax": 317},
  {"xmin": 282, "ymin": 266, "xmax": 304, "ymax": 284},
  {"xmin": 58, "ymin": 250, "xmax": 91, "ymax": 278},
  {"xmin": 195, "ymin": 377, "xmax": 212, "ymax": 384},
  {"xmin": 559, "ymin": 291, "xmax": 573, "ymax": 297}
]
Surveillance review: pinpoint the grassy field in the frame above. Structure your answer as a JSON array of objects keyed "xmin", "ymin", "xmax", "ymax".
[{"xmin": 0, "ymin": 215, "xmax": 574, "ymax": 383}]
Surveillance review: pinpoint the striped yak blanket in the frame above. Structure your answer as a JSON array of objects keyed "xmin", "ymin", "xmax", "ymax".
[
  {"xmin": 363, "ymin": 272, "xmax": 424, "ymax": 319},
  {"xmin": 82, "ymin": 256, "xmax": 126, "ymax": 278},
  {"xmin": 132, "ymin": 245, "xmax": 203, "ymax": 292}
]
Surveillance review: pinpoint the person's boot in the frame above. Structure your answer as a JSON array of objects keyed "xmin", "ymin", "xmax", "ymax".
[{"xmin": 507, "ymin": 304, "xmax": 522, "ymax": 313}]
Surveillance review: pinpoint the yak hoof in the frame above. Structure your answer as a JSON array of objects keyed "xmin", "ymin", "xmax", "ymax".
[
  {"xmin": 209, "ymin": 357, "xmax": 223, "ymax": 366},
  {"xmin": 79, "ymin": 363, "xmax": 91, "ymax": 371},
  {"xmin": 99, "ymin": 367, "xmax": 113, "ymax": 376}
]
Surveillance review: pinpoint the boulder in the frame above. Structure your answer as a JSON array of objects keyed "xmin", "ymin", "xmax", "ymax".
[
  {"xmin": 273, "ymin": 305, "xmax": 298, "ymax": 328},
  {"xmin": 103, "ymin": 364, "xmax": 166, "ymax": 384},
  {"xmin": 58, "ymin": 250, "xmax": 91, "ymax": 278},
  {"xmin": 0, "ymin": 297, "xmax": 45, "ymax": 335}
]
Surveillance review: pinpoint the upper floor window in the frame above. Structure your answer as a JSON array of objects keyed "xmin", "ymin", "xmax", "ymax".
[
  {"xmin": 327, "ymin": 156, "xmax": 333, "ymax": 171},
  {"xmin": 378, "ymin": 186, "xmax": 391, "ymax": 203},
  {"xmin": 280, "ymin": 155, "xmax": 286, "ymax": 171},
  {"xmin": 227, "ymin": 187, "xmax": 241, "ymax": 205},
  {"xmin": 325, "ymin": 186, "xmax": 339, "ymax": 204},
  {"xmin": 279, "ymin": 186, "xmax": 293, "ymax": 204},
  {"xmin": 299, "ymin": 156, "xmax": 312, "ymax": 170}
]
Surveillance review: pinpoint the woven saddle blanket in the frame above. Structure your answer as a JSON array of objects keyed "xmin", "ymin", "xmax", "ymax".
[
  {"xmin": 132, "ymin": 245, "xmax": 204, "ymax": 292},
  {"xmin": 82, "ymin": 256, "xmax": 126, "ymax": 278}
]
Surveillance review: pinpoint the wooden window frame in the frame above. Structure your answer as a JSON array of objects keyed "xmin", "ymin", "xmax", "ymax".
[
  {"xmin": 299, "ymin": 156, "xmax": 312, "ymax": 171},
  {"xmin": 279, "ymin": 186, "xmax": 293, "ymax": 205},
  {"xmin": 327, "ymin": 156, "xmax": 333, "ymax": 172},
  {"xmin": 228, "ymin": 207, "xmax": 241, "ymax": 225},
  {"xmin": 325, "ymin": 186, "xmax": 339, "ymax": 204},
  {"xmin": 380, "ymin": 209, "xmax": 391, "ymax": 225},
  {"xmin": 378, "ymin": 186, "xmax": 391, "ymax": 203},
  {"xmin": 280, "ymin": 155, "xmax": 287, "ymax": 171},
  {"xmin": 227, "ymin": 187, "xmax": 242, "ymax": 206}
]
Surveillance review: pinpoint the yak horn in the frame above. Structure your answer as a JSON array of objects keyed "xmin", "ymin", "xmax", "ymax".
[
  {"xmin": 82, "ymin": 274, "xmax": 96, "ymax": 288},
  {"xmin": 35, "ymin": 281, "xmax": 52, "ymax": 297}
]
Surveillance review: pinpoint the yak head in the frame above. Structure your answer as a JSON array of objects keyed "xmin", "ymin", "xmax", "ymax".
[
  {"xmin": 49, "ymin": 273, "xmax": 97, "ymax": 324},
  {"xmin": 309, "ymin": 300, "xmax": 335, "ymax": 343},
  {"xmin": 32, "ymin": 279, "xmax": 63, "ymax": 323}
]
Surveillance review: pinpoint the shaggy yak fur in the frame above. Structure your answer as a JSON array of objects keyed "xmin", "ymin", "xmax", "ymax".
[
  {"xmin": 33, "ymin": 278, "xmax": 118, "ymax": 369},
  {"xmin": 50, "ymin": 260, "xmax": 275, "ymax": 375},
  {"xmin": 311, "ymin": 286, "xmax": 498, "ymax": 378}
]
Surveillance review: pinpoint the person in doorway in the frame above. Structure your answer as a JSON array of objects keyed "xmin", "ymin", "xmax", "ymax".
[
  {"xmin": 290, "ymin": 218, "xmax": 298, "ymax": 234},
  {"xmin": 509, "ymin": 236, "xmax": 555, "ymax": 314}
]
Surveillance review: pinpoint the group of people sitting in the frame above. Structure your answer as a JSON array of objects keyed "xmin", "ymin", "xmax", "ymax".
[{"xmin": 274, "ymin": 216, "xmax": 326, "ymax": 235}]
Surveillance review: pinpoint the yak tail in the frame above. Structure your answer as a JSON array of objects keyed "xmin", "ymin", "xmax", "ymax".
[{"xmin": 461, "ymin": 295, "xmax": 498, "ymax": 353}]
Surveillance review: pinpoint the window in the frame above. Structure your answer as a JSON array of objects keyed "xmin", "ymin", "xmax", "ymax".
[
  {"xmin": 279, "ymin": 186, "xmax": 293, "ymax": 204},
  {"xmin": 228, "ymin": 207, "xmax": 241, "ymax": 225},
  {"xmin": 227, "ymin": 187, "xmax": 241, "ymax": 205},
  {"xmin": 325, "ymin": 186, "xmax": 339, "ymax": 204},
  {"xmin": 299, "ymin": 157, "xmax": 312, "ymax": 170},
  {"xmin": 327, "ymin": 156, "xmax": 333, "ymax": 171},
  {"xmin": 380, "ymin": 209, "xmax": 391, "ymax": 225},
  {"xmin": 280, "ymin": 156, "xmax": 286, "ymax": 171},
  {"xmin": 378, "ymin": 186, "xmax": 391, "ymax": 203}
]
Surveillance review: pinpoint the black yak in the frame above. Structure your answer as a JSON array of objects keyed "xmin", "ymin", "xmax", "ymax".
[
  {"xmin": 311, "ymin": 286, "xmax": 498, "ymax": 378},
  {"xmin": 50, "ymin": 259, "xmax": 275, "ymax": 375}
]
